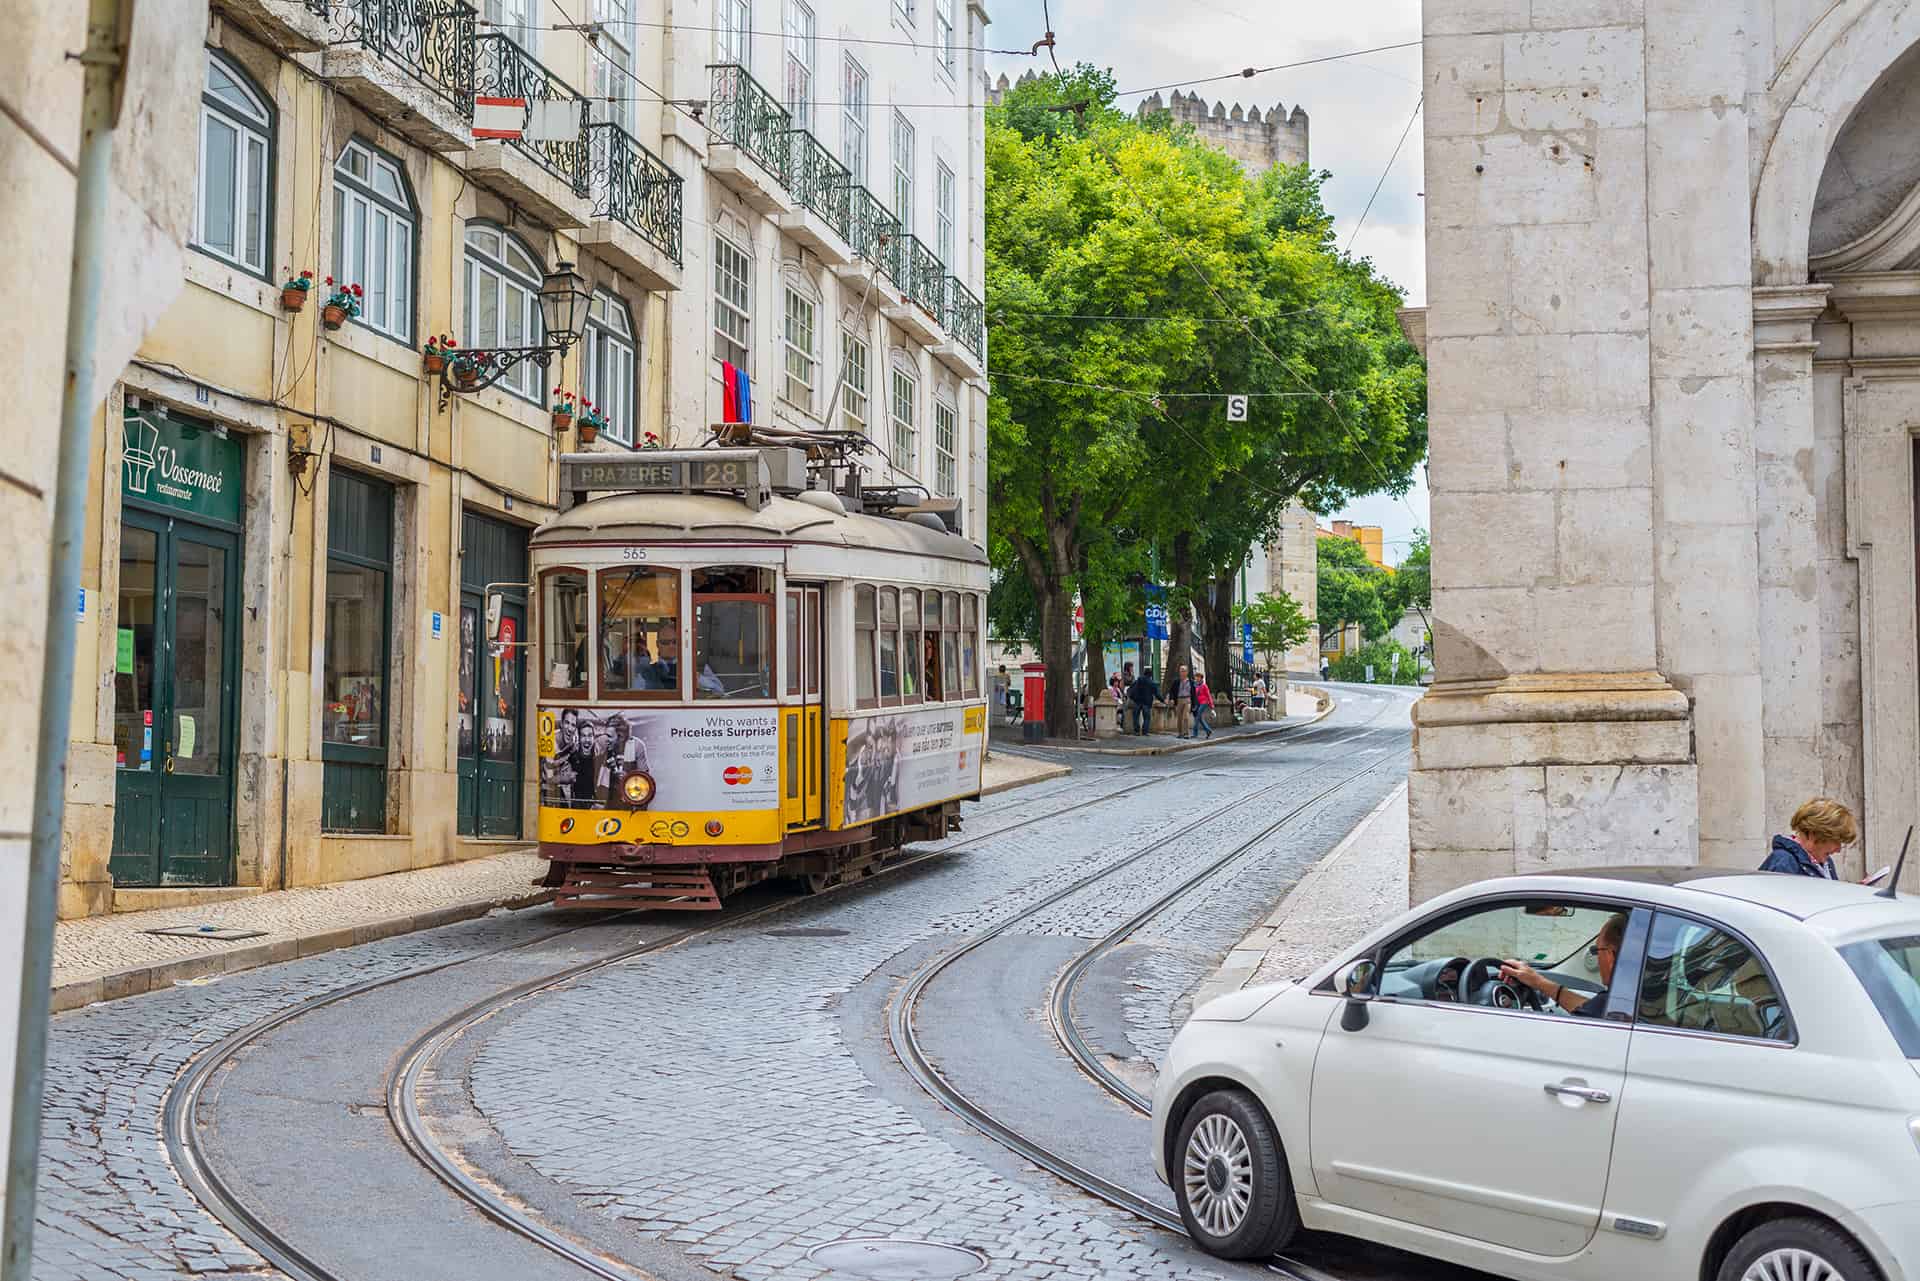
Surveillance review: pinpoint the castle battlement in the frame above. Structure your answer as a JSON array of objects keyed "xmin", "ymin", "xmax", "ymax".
[{"xmin": 985, "ymin": 73, "xmax": 1310, "ymax": 176}]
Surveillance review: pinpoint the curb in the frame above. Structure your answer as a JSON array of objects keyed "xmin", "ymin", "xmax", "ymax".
[
  {"xmin": 50, "ymin": 888, "xmax": 555, "ymax": 1015},
  {"xmin": 1189, "ymin": 780, "xmax": 1407, "ymax": 1009},
  {"xmin": 979, "ymin": 759, "xmax": 1072, "ymax": 797}
]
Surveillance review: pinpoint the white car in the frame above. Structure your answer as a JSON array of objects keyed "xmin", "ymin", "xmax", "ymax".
[{"xmin": 1151, "ymin": 869, "xmax": 1920, "ymax": 1281}]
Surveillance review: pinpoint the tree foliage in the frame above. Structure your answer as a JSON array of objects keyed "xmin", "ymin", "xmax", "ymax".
[
  {"xmin": 986, "ymin": 67, "xmax": 1427, "ymax": 733},
  {"xmin": 1236, "ymin": 592, "xmax": 1311, "ymax": 672},
  {"xmin": 1316, "ymin": 535, "xmax": 1393, "ymax": 642}
]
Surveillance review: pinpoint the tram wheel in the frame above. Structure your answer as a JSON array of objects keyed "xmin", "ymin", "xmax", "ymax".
[{"xmin": 803, "ymin": 871, "xmax": 834, "ymax": 894}]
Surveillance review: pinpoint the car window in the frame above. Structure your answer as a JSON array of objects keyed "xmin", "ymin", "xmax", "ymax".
[
  {"xmin": 1379, "ymin": 900, "xmax": 1622, "ymax": 1011},
  {"xmin": 1839, "ymin": 934, "xmax": 1920, "ymax": 1057},
  {"xmin": 1636, "ymin": 913, "xmax": 1791, "ymax": 1043}
]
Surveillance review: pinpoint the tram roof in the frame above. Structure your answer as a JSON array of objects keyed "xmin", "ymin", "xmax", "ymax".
[{"xmin": 531, "ymin": 491, "xmax": 989, "ymax": 564}]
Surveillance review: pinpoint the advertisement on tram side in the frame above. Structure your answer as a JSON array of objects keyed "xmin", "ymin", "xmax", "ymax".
[
  {"xmin": 838, "ymin": 705, "xmax": 986, "ymax": 826},
  {"xmin": 537, "ymin": 706, "xmax": 780, "ymax": 813}
]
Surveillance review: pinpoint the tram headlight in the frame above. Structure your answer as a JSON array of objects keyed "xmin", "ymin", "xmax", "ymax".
[{"xmin": 620, "ymin": 772, "xmax": 656, "ymax": 809}]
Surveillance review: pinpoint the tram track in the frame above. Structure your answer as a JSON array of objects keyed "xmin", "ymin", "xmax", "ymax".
[{"xmin": 888, "ymin": 690, "xmax": 1418, "ymax": 1281}]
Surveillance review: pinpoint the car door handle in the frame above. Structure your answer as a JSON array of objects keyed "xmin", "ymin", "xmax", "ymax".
[{"xmin": 1544, "ymin": 1083, "xmax": 1612, "ymax": 1104}]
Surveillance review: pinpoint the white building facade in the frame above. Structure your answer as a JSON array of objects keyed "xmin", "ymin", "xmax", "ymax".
[
  {"xmin": 1414, "ymin": 0, "xmax": 1920, "ymax": 899},
  {"xmin": 657, "ymin": 0, "xmax": 990, "ymax": 543}
]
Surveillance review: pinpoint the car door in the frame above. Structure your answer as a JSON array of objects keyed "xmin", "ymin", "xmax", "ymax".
[{"xmin": 1308, "ymin": 897, "xmax": 1641, "ymax": 1258}]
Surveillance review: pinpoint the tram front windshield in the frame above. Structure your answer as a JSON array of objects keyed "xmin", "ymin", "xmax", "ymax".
[{"xmin": 598, "ymin": 567, "xmax": 680, "ymax": 695}]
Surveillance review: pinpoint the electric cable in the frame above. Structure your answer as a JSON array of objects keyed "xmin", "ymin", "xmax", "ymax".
[{"xmin": 1345, "ymin": 95, "xmax": 1422, "ymax": 254}]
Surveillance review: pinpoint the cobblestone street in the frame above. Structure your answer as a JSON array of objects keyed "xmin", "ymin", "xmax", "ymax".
[{"xmin": 29, "ymin": 688, "xmax": 1428, "ymax": 1281}]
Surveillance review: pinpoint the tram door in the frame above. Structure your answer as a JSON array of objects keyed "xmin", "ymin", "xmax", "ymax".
[{"xmin": 783, "ymin": 584, "xmax": 824, "ymax": 828}]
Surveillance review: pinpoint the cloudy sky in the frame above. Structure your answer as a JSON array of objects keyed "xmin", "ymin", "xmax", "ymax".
[{"xmin": 987, "ymin": 1, "xmax": 1430, "ymax": 562}]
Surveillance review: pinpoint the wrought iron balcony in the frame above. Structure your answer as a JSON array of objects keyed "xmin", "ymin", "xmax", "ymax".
[
  {"xmin": 946, "ymin": 277, "xmax": 985, "ymax": 360},
  {"xmin": 785, "ymin": 129, "xmax": 853, "ymax": 242},
  {"xmin": 847, "ymin": 186, "xmax": 908, "ymax": 288},
  {"xmin": 589, "ymin": 122, "xmax": 684, "ymax": 264},
  {"xmin": 476, "ymin": 33, "xmax": 591, "ymax": 196},
  {"xmin": 908, "ymin": 235, "xmax": 947, "ymax": 318},
  {"xmin": 324, "ymin": 0, "xmax": 477, "ymax": 117},
  {"xmin": 708, "ymin": 64, "xmax": 793, "ymax": 184}
]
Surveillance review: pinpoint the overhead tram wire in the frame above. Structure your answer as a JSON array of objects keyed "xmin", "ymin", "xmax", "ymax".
[
  {"xmin": 483, "ymin": 15, "xmax": 1050, "ymax": 57},
  {"xmin": 1345, "ymin": 94, "xmax": 1423, "ymax": 254}
]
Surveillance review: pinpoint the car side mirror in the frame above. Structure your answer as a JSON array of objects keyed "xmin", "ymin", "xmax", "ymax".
[{"xmin": 1336, "ymin": 958, "xmax": 1377, "ymax": 1032}]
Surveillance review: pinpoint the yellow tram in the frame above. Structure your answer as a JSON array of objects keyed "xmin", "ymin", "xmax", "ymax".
[{"xmin": 518, "ymin": 444, "xmax": 989, "ymax": 909}]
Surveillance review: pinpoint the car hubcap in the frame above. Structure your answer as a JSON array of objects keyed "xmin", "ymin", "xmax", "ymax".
[
  {"xmin": 1743, "ymin": 1248, "xmax": 1844, "ymax": 1281},
  {"xmin": 1182, "ymin": 1114, "xmax": 1253, "ymax": 1239}
]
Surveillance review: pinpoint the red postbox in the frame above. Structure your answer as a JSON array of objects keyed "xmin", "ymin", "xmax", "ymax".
[{"xmin": 1022, "ymin": 662, "xmax": 1046, "ymax": 741}]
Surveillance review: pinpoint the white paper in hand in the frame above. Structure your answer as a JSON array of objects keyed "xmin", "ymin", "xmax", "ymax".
[{"xmin": 1865, "ymin": 865, "xmax": 1894, "ymax": 886}]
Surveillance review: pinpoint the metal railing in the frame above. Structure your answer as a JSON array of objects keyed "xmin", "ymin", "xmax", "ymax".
[
  {"xmin": 946, "ymin": 276, "xmax": 985, "ymax": 359},
  {"xmin": 325, "ymin": 0, "xmax": 478, "ymax": 118},
  {"xmin": 708, "ymin": 64, "xmax": 792, "ymax": 183},
  {"xmin": 589, "ymin": 122, "xmax": 684, "ymax": 264},
  {"xmin": 847, "ymin": 185, "xmax": 907, "ymax": 288},
  {"xmin": 476, "ymin": 33, "xmax": 591, "ymax": 196},
  {"xmin": 786, "ymin": 129, "xmax": 853, "ymax": 242},
  {"xmin": 907, "ymin": 234, "xmax": 946, "ymax": 318}
]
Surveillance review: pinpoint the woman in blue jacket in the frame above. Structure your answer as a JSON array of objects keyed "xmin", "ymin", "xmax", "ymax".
[{"xmin": 1760, "ymin": 798, "xmax": 1858, "ymax": 879}]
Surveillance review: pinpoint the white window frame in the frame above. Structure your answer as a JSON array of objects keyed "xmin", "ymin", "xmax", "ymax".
[
  {"xmin": 935, "ymin": 161, "xmax": 956, "ymax": 268},
  {"xmin": 841, "ymin": 55, "xmax": 869, "ymax": 183},
  {"xmin": 841, "ymin": 328, "xmax": 870, "ymax": 438},
  {"xmin": 195, "ymin": 50, "xmax": 271, "ymax": 276},
  {"xmin": 892, "ymin": 112, "xmax": 915, "ymax": 234},
  {"xmin": 583, "ymin": 288, "xmax": 638, "ymax": 446},
  {"xmin": 713, "ymin": 228, "xmax": 753, "ymax": 370},
  {"xmin": 485, "ymin": 0, "xmax": 539, "ymax": 54},
  {"xmin": 890, "ymin": 362, "xmax": 918, "ymax": 474},
  {"xmin": 892, "ymin": 0, "xmax": 914, "ymax": 27},
  {"xmin": 934, "ymin": 394, "xmax": 957, "ymax": 497},
  {"xmin": 332, "ymin": 139, "xmax": 415, "ymax": 344},
  {"xmin": 782, "ymin": 0, "xmax": 816, "ymax": 129},
  {"xmin": 595, "ymin": 0, "xmax": 635, "ymax": 135},
  {"xmin": 782, "ymin": 280, "xmax": 819, "ymax": 414},
  {"xmin": 934, "ymin": 0, "xmax": 955, "ymax": 73},
  {"xmin": 463, "ymin": 224, "xmax": 546, "ymax": 404},
  {"xmin": 717, "ymin": 0, "xmax": 751, "ymax": 68}
]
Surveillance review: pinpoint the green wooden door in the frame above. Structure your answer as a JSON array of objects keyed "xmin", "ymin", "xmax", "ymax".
[
  {"xmin": 457, "ymin": 512, "xmax": 527, "ymax": 837},
  {"xmin": 110, "ymin": 511, "xmax": 240, "ymax": 886}
]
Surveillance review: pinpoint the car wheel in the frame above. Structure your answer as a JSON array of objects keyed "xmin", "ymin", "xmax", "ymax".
[
  {"xmin": 1717, "ymin": 1217, "xmax": 1880, "ymax": 1281},
  {"xmin": 1171, "ymin": 1089, "xmax": 1299, "ymax": 1260}
]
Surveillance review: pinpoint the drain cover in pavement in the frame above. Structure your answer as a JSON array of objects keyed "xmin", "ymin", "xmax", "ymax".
[
  {"xmin": 805, "ymin": 1240, "xmax": 985, "ymax": 1279},
  {"xmin": 143, "ymin": 925, "xmax": 267, "ymax": 941},
  {"xmin": 766, "ymin": 927, "xmax": 851, "ymax": 938}
]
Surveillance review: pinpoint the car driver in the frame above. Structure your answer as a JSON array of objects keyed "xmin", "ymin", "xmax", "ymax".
[{"xmin": 1499, "ymin": 912, "xmax": 1628, "ymax": 1017}]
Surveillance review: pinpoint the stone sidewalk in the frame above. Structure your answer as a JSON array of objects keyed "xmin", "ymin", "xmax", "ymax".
[
  {"xmin": 1189, "ymin": 780, "xmax": 1409, "ymax": 1007},
  {"xmin": 988, "ymin": 685, "xmax": 1331, "ymax": 756},
  {"xmin": 50, "ymin": 752, "xmax": 1070, "ymax": 1013}
]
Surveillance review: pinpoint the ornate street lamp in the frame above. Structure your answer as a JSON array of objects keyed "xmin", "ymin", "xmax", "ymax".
[{"xmin": 436, "ymin": 261, "xmax": 593, "ymax": 409}]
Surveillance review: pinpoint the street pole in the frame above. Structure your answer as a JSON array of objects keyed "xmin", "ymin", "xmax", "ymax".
[{"xmin": 4, "ymin": 2, "xmax": 123, "ymax": 1274}]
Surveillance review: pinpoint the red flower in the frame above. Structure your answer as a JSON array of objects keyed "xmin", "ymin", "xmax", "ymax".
[
  {"xmin": 444, "ymin": 338, "xmax": 457, "ymax": 349},
  {"xmin": 350, "ymin": 283, "xmax": 363, "ymax": 296},
  {"xmin": 299, "ymin": 270, "xmax": 313, "ymax": 280},
  {"xmin": 325, "ymin": 276, "xmax": 334, "ymax": 286}
]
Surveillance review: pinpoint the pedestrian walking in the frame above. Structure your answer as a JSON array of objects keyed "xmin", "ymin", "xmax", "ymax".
[
  {"xmin": 1193, "ymin": 674, "xmax": 1215, "ymax": 739},
  {"xmin": 1250, "ymin": 674, "xmax": 1267, "ymax": 709},
  {"xmin": 1761, "ymin": 798, "xmax": 1864, "ymax": 881},
  {"xmin": 1167, "ymin": 664, "xmax": 1196, "ymax": 738},
  {"xmin": 1127, "ymin": 667, "xmax": 1159, "ymax": 735}
]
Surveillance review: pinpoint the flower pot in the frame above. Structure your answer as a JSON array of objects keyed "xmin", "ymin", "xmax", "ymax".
[
  {"xmin": 551, "ymin": 410, "xmax": 573, "ymax": 433},
  {"xmin": 577, "ymin": 421, "xmax": 599, "ymax": 444},
  {"xmin": 453, "ymin": 366, "xmax": 480, "ymax": 391},
  {"xmin": 321, "ymin": 303, "xmax": 347, "ymax": 330},
  {"xmin": 423, "ymin": 352, "xmax": 446, "ymax": 376},
  {"xmin": 280, "ymin": 287, "xmax": 307, "ymax": 312}
]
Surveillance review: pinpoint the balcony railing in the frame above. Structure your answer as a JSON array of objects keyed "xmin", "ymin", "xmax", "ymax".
[
  {"xmin": 786, "ymin": 129, "xmax": 853, "ymax": 242},
  {"xmin": 325, "ymin": 0, "xmax": 478, "ymax": 117},
  {"xmin": 847, "ymin": 186, "xmax": 907, "ymax": 288},
  {"xmin": 708, "ymin": 64, "xmax": 793, "ymax": 183},
  {"xmin": 907, "ymin": 235, "xmax": 946, "ymax": 318},
  {"xmin": 946, "ymin": 277, "xmax": 985, "ymax": 359},
  {"xmin": 476, "ymin": 33, "xmax": 591, "ymax": 196},
  {"xmin": 589, "ymin": 122, "xmax": 684, "ymax": 264}
]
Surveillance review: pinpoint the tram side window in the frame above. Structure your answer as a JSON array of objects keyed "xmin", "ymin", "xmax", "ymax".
[
  {"xmin": 541, "ymin": 569, "xmax": 590, "ymax": 695},
  {"xmin": 597, "ymin": 566, "xmax": 681, "ymax": 698},
  {"xmin": 694, "ymin": 565, "xmax": 773, "ymax": 700},
  {"xmin": 922, "ymin": 590, "xmax": 943, "ymax": 701},
  {"xmin": 785, "ymin": 591, "xmax": 802, "ymax": 698},
  {"xmin": 961, "ymin": 594, "xmax": 979, "ymax": 697},
  {"xmin": 878, "ymin": 587, "xmax": 899, "ymax": 704},
  {"xmin": 855, "ymin": 585, "xmax": 877, "ymax": 706},
  {"xmin": 900, "ymin": 589, "xmax": 922, "ymax": 704},
  {"xmin": 942, "ymin": 591, "xmax": 961, "ymax": 700}
]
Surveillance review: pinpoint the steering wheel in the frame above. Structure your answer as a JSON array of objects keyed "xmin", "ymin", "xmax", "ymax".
[{"xmin": 1462, "ymin": 957, "xmax": 1542, "ymax": 1011}]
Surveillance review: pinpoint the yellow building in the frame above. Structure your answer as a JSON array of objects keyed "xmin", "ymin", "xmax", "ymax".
[{"xmin": 1316, "ymin": 520, "xmax": 1385, "ymax": 665}]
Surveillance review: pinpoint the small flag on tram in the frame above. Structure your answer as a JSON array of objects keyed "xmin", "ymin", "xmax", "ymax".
[{"xmin": 473, "ymin": 96, "xmax": 527, "ymax": 140}]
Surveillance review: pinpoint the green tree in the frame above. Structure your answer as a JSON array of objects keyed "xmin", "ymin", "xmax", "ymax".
[
  {"xmin": 1237, "ymin": 592, "xmax": 1311, "ymax": 673},
  {"xmin": 1328, "ymin": 638, "xmax": 1424, "ymax": 685},
  {"xmin": 1317, "ymin": 535, "xmax": 1393, "ymax": 642}
]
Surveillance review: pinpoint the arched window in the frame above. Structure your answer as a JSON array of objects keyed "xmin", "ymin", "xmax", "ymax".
[
  {"xmin": 332, "ymin": 139, "xmax": 415, "ymax": 342},
  {"xmin": 195, "ymin": 51, "xmax": 272, "ymax": 275},
  {"xmin": 464, "ymin": 224, "xmax": 546, "ymax": 403},
  {"xmin": 582, "ymin": 289, "xmax": 637, "ymax": 445}
]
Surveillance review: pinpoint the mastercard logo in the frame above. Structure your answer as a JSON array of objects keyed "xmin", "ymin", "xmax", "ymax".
[{"xmin": 722, "ymin": 766, "xmax": 753, "ymax": 785}]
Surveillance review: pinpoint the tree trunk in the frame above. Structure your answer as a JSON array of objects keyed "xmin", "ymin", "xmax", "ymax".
[
  {"xmin": 1202, "ymin": 570, "xmax": 1237, "ymax": 710},
  {"xmin": 1085, "ymin": 626, "xmax": 1107, "ymax": 698},
  {"xmin": 1041, "ymin": 579, "xmax": 1077, "ymax": 737},
  {"xmin": 1165, "ymin": 534, "xmax": 1194, "ymax": 686}
]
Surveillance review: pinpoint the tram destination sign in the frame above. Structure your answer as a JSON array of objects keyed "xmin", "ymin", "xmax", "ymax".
[{"xmin": 559, "ymin": 449, "xmax": 779, "ymax": 513}]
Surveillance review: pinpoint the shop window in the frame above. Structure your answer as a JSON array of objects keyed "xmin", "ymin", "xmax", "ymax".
[
  {"xmin": 694, "ymin": 566, "xmax": 774, "ymax": 700},
  {"xmin": 878, "ymin": 586, "xmax": 899, "ymax": 704},
  {"xmin": 321, "ymin": 469, "xmax": 394, "ymax": 833},
  {"xmin": 540, "ymin": 568, "xmax": 590, "ymax": 698},
  {"xmin": 598, "ymin": 566, "xmax": 681, "ymax": 698}
]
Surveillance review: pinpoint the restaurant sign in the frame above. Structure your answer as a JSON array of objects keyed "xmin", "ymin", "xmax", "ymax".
[{"xmin": 121, "ymin": 408, "xmax": 243, "ymax": 524}]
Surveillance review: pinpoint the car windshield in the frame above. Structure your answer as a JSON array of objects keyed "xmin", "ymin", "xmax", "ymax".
[{"xmin": 1840, "ymin": 933, "xmax": 1920, "ymax": 1057}]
